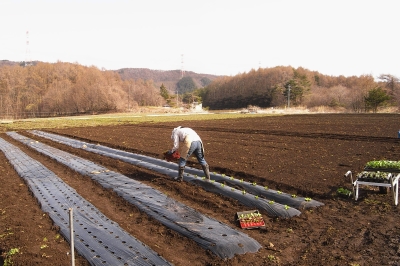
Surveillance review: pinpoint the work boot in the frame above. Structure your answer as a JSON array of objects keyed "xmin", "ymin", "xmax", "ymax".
[
  {"xmin": 201, "ymin": 164, "xmax": 211, "ymax": 180},
  {"xmin": 174, "ymin": 166, "xmax": 185, "ymax": 182}
]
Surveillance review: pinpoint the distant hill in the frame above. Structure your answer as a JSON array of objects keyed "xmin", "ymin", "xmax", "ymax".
[
  {"xmin": 0, "ymin": 60, "xmax": 22, "ymax": 67},
  {"xmin": 0, "ymin": 60, "xmax": 39, "ymax": 67},
  {"xmin": 0, "ymin": 60, "xmax": 222, "ymax": 93},
  {"xmin": 116, "ymin": 68, "xmax": 221, "ymax": 92}
]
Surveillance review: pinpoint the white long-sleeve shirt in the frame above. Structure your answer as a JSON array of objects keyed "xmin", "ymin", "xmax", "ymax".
[{"xmin": 171, "ymin": 127, "xmax": 202, "ymax": 152}]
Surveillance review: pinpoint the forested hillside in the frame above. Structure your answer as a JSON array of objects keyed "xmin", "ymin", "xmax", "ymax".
[
  {"xmin": 203, "ymin": 66, "xmax": 400, "ymax": 112},
  {"xmin": 0, "ymin": 60, "xmax": 399, "ymax": 119},
  {"xmin": 0, "ymin": 62, "xmax": 164, "ymax": 119}
]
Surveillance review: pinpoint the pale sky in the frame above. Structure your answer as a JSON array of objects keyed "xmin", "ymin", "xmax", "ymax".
[{"xmin": 1, "ymin": 0, "xmax": 399, "ymax": 78}]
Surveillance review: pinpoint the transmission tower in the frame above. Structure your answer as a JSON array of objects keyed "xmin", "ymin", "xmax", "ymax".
[
  {"xmin": 25, "ymin": 30, "xmax": 31, "ymax": 66},
  {"xmin": 181, "ymin": 54, "xmax": 185, "ymax": 78}
]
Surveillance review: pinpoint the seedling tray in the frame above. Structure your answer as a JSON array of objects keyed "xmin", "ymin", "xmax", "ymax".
[
  {"xmin": 236, "ymin": 210, "xmax": 266, "ymax": 229},
  {"xmin": 364, "ymin": 167, "xmax": 400, "ymax": 173}
]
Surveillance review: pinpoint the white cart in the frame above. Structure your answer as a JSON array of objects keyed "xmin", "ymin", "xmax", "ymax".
[{"xmin": 345, "ymin": 170, "xmax": 400, "ymax": 206}]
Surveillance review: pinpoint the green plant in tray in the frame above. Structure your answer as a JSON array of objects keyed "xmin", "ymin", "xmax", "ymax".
[
  {"xmin": 365, "ymin": 160, "xmax": 400, "ymax": 170},
  {"xmin": 357, "ymin": 171, "xmax": 389, "ymax": 180},
  {"xmin": 238, "ymin": 211, "xmax": 264, "ymax": 225}
]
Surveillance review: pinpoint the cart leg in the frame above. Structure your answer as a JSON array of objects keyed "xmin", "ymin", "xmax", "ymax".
[
  {"xmin": 355, "ymin": 183, "xmax": 359, "ymax": 201},
  {"xmin": 390, "ymin": 177, "xmax": 398, "ymax": 206},
  {"xmin": 391, "ymin": 185, "xmax": 395, "ymax": 205}
]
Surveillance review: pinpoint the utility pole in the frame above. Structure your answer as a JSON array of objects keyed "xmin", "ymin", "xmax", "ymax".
[{"xmin": 287, "ymin": 84, "xmax": 291, "ymax": 108}]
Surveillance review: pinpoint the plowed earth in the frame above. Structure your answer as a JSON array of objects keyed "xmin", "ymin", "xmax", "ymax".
[{"xmin": 1, "ymin": 113, "xmax": 400, "ymax": 266}]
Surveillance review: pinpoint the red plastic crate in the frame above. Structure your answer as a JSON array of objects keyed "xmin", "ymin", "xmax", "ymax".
[{"xmin": 236, "ymin": 210, "xmax": 266, "ymax": 229}]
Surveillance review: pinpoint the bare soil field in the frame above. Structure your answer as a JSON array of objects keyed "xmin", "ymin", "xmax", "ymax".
[{"xmin": 1, "ymin": 113, "xmax": 400, "ymax": 265}]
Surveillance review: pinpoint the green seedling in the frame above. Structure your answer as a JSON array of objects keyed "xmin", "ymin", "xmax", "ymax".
[
  {"xmin": 7, "ymin": 248, "xmax": 19, "ymax": 255},
  {"xmin": 264, "ymin": 186, "xmax": 269, "ymax": 190},
  {"xmin": 0, "ymin": 228, "xmax": 14, "ymax": 239},
  {"xmin": 4, "ymin": 248, "xmax": 19, "ymax": 266},
  {"xmin": 337, "ymin": 187, "xmax": 351, "ymax": 196},
  {"xmin": 305, "ymin": 197, "xmax": 312, "ymax": 202},
  {"xmin": 284, "ymin": 205, "xmax": 290, "ymax": 210},
  {"xmin": 0, "ymin": 232, "xmax": 14, "ymax": 238}
]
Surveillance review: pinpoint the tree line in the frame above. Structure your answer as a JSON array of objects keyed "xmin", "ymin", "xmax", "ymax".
[
  {"xmin": 0, "ymin": 62, "xmax": 163, "ymax": 118},
  {"xmin": 0, "ymin": 62, "xmax": 399, "ymax": 119},
  {"xmin": 201, "ymin": 66, "xmax": 400, "ymax": 112}
]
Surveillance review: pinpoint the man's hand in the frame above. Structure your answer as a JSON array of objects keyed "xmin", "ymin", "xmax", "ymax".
[{"xmin": 163, "ymin": 150, "xmax": 180, "ymax": 162}]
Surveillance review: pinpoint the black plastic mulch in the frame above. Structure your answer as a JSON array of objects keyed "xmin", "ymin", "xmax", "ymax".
[
  {"xmin": 7, "ymin": 131, "xmax": 262, "ymax": 259},
  {"xmin": 0, "ymin": 137, "xmax": 172, "ymax": 266}
]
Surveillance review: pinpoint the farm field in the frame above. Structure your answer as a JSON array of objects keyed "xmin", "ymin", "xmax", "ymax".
[{"xmin": 1, "ymin": 113, "xmax": 400, "ymax": 265}]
